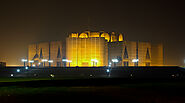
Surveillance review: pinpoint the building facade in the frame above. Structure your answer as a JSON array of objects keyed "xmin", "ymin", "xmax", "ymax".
[
  {"xmin": 109, "ymin": 41, "xmax": 163, "ymax": 66},
  {"xmin": 28, "ymin": 31, "xmax": 163, "ymax": 67},
  {"xmin": 28, "ymin": 41, "xmax": 63, "ymax": 67},
  {"xmin": 66, "ymin": 31, "xmax": 108, "ymax": 67}
]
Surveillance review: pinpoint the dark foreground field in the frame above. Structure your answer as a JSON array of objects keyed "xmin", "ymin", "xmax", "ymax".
[{"xmin": 0, "ymin": 78, "xmax": 185, "ymax": 103}]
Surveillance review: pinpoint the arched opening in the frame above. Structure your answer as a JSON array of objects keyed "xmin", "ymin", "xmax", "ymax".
[
  {"xmin": 100, "ymin": 33, "xmax": 110, "ymax": 42},
  {"xmin": 79, "ymin": 33, "xmax": 88, "ymax": 38},
  {"xmin": 118, "ymin": 34, "xmax": 123, "ymax": 41},
  {"xmin": 111, "ymin": 32, "xmax": 117, "ymax": 42}
]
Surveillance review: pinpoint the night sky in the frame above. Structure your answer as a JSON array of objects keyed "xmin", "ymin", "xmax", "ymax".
[{"xmin": 0, "ymin": 0, "xmax": 185, "ymax": 66}]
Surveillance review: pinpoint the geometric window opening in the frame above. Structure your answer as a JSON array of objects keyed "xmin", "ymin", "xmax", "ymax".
[
  {"xmin": 40, "ymin": 48, "xmax": 43, "ymax": 59},
  {"xmin": 32, "ymin": 44, "xmax": 39, "ymax": 60},
  {"xmin": 124, "ymin": 46, "xmax": 129, "ymax": 59},
  {"xmin": 57, "ymin": 46, "xmax": 61, "ymax": 58},
  {"xmin": 146, "ymin": 48, "xmax": 150, "ymax": 59}
]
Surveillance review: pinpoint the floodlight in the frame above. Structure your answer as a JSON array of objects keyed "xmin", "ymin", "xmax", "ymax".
[
  {"xmin": 112, "ymin": 59, "xmax": 118, "ymax": 63},
  {"xmin": 41, "ymin": 59, "xmax": 48, "ymax": 62},
  {"xmin": 48, "ymin": 60, "xmax": 54, "ymax": 63},
  {"xmin": 29, "ymin": 60, "xmax": 34, "ymax": 63},
  {"xmin": 17, "ymin": 69, "xmax": 20, "ymax": 72},
  {"xmin": 21, "ymin": 59, "xmax": 27, "ymax": 62},
  {"xmin": 132, "ymin": 59, "xmax": 139, "ymax": 63}
]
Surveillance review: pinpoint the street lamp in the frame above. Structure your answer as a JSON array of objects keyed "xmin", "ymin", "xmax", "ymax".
[
  {"xmin": 67, "ymin": 60, "xmax": 72, "ymax": 67},
  {"xmin": 48, "ymin": 60, "xmax": 53, "ymax": 67},
  {"xmin": 108, "ymin": 62, "xmax": 112, "ymax": 67},
  {"xmin": 91, "ymin": 59, "xmax": 98, "ymax": 67},
  {"xmin": 17, "ymin": 69, "xmax": 20, "ymax": 72},
  {"xmin": 132, "ymin": 59, "xmax": 139, "ymax": 66},
  {"xmin": 132, "ymin": 59, "xmax": 139, "ymax": 63},
  {"xmin": 32, "ymin": 64, "xmax": 36, "ymax": 67},
  {"xmin": 62, "ymin": 59, "xmax": 72, "ymax": 67},
  {"xmin": 112, "ymin": 59, "xmax": 118, "ymax": 67},
  {"xmin": 25, "ymin": 66, "xmax": 29, "ymax": 70},
  {"xmin": 41, "ymin": 59, "xmax": 48, "ymax": 67},
  {"xmin": 62, "ymin": 59, "xmax": 68, "ymax": 62},
  {"xmin": 21, "ymin": 59, "xmax": 27, "ymax": 67},
  {"xmin": 29, "ymin": 60, "xmax": 34, "ymax": 67},
  {"xmin": 62, "ymin": 59, "xmax": 68, "ymax": 67},
  {"xmin": 48, "ymin": 60, "xmax": 53, "ymax": 63}
]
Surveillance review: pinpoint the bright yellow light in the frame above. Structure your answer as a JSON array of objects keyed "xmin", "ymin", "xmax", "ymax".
[
  {"xmin": 71, "ymin": 33, "xmax": 78, "ymax": 38},
  {"xmin": 89, "ymin": 32, "xmax": 100, "ymax": 37},
  {"xmin": 66, "ymin": 37, "xmax": 108, "ymax": 67},
  {"xmin": 79, "ymin": 33, "xmax": 88, "ymax": 38},
  {"xmin": 111, "ymin": 32, "xmax": 117, "ymax": 42},
  {"xmin": 101, "ymin": 33, "xmax": 110, "ymax": 42},
  {"xmin": 50, "ymin": 74, "xmax": 55, "ymax": 78},
  {"xmin": 118, "ymin": 34, "xmax": 123, "ymax": 41}
]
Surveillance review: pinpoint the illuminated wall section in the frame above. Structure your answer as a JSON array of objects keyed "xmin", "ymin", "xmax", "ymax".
[
  {"xmin": 138, "ymin": 42, "xmax": 151, "ymax": 66},
  {"xmin": 66, "ymin": 36, "xmax": 108, "ymax": 67},
  {"xmin": 100, "ymin": 33, "xmax": 110, "ymax": 42},
  {"xmin": 50, "ymin": 41, "xmax": 62, "ymax": 67},
  {"xmin": 28, "ymin": 42, "xmax": 49, "ymax": 67},
  {"xmin": 110, "ymin": 32, "xmax": 117, "ymax": 42},
  {"xmin": 89, "ymin": 32, "xmax": 100, "ymax": 37},
  {"xmin": 118, "ymin": 34, "xmax": 123, "ymax": 41},
  {"xmin": 123, "ymin": 41, "xmax": 137, "ymax": 66},
  {"xmin": 122, "ymin": 41, "xmax": 163, "ymax": 66},
  {"xmin": 109, "ymin": 41, "xmax": 154, "ymax": 66},
  {"xmin": 28, "ymin": 41, "xmax": 62, "ymax": 67},
  {"xmin": 123, "ymin": 41, "xmax": 152, "ymax": 66},
  {"xmin": 151, "ymin": 43, "xmax": 163, "ymax": 66},
  {"xmin": 28, "ymin": 44, "xmax": 38, "ymax": 65}
]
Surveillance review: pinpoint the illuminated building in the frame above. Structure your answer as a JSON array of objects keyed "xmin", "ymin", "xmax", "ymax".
[
  {"xmin": 66, "ymin": 31, "xmax": 108, "ymax": 67},
  {"xmin": 28, "ymin": 31, "xmax": 163, "ymax": 67}
]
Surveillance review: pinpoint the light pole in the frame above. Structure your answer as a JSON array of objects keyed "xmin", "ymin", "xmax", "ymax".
[
  {"xmin": 29, "ymin": 60, "xmax": 34, "ymax": 67},
  {"xmin": 41, "ymin": 59, "xmax": 48, "ymax": 67},
  {"xmin": 62, "ymin": 59, "xmax": 72, "ymax": 67},
  {"xmin": 112, "ymin": 59, "xmax": 118, "ymax": 67},
  {"xmin": 48, "ymin": 60, "xmax": 53, "ymax": 67},
  {"xmin": 21, "ymin": 59, "xmax": 27, "ymax": 67},
  {"xmin": 108, "ymin": 62, "xmax": 112, "ymax": 67},
  {"xmin": 132, "ymin": 59, "xmax": 139, "ymax": 66},
  {"xmin": 62, "ymin": 59, "xmax": 68, "ymax": 67},
  {"xmin": 91, "ymin": 59, "xmax": 98, "ymax": 67},
  {"xmin": 67, "ymin": 60, "xmax": 72, "ymax": 67}
]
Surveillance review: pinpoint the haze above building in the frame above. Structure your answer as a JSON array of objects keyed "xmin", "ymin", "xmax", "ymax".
[{"xmin": 0, "ymin": 1, "xmax": 185, "ymax": 66}]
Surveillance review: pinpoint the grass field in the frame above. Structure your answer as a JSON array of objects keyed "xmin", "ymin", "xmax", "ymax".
[
  {"xmin": 0, "ymin": 78, "xmax": 185, "ymax": 103},
  {"xmin": 0, "ymin": 78, "xmax": 53, "ymax": 82}
]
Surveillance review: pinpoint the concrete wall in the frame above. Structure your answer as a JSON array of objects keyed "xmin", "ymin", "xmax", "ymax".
[
  {"xmin": 28, "ymin": 41, "xmax": 63, "ymax": 67},
  {"xmin": 108, "ymin": 41, "xmax": 162, "ymax": 66},
  {"xmin": 66, "ymin": 37, "xmax": 108, "ymax": 67},
  {"xmin": 151, "ymin": 43, "xmax": 163, "ymax": 66}
]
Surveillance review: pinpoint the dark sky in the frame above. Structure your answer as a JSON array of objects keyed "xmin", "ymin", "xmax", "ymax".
[{"xmin": 0, "ymin": 0, "xmax": 185, "ymax": 66}]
